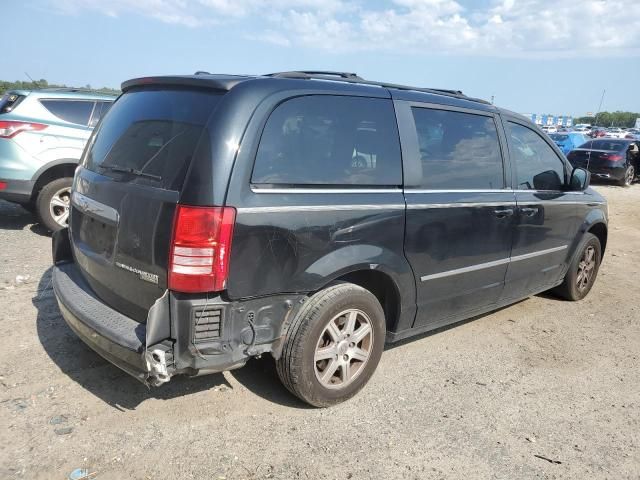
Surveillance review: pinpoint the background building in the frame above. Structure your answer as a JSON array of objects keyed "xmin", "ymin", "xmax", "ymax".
[{"xmin": 521, "ymin": 113, "xmax": 573, "ymax": 127}]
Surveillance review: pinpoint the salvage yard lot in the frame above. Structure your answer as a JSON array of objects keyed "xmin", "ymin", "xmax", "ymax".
[{"xmin": 1, "ymin": 185, "xmax": 639, "ymax": 480}]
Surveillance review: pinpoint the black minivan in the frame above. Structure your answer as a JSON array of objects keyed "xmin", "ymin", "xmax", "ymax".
[{"xmin": 52, "ymin": 71, "xmax": 608, "ymax": 407}]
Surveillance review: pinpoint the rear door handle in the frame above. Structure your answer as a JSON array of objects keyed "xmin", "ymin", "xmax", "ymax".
[
  {"xmin": 520, "ymin": 207, "xmax": 539, "ymax": 217},
  {"xmin": 494, "ymin": 208, "xmax": 514, "ymax": 218}
]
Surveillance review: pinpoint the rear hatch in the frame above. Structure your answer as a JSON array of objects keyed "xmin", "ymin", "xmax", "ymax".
[{"xmin": 70, "ymin": 86, "xmax": 223, "ymax": 322}]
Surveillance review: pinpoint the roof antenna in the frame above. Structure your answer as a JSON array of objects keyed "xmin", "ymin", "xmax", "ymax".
[{"xmin": 24, "ymin": 72, "xmax": 42, "ymax": 89}]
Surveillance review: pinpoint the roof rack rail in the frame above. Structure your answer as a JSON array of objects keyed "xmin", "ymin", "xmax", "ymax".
[
  {"xmin": 194, "ymin": 71, "xmax": 211, "ymax": 75},
  {"xmin": 266, "ymin": 71, "xmax": 364, "ymax": 80},
  {"xmin": 263, "ymin": 70, "xmax": 490, "ymax": 105}
]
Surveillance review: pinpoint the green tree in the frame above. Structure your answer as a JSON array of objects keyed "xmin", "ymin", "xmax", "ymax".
[
  {"xmin": 574, "ymin": 111, "xmax": 640, "ymax": 128},
  {"xmin": 0, "ymin": 78, "xmax": 119, "ymax": 96}
]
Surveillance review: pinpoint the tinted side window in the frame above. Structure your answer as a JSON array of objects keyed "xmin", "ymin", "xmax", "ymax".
[
  {"xmin": 88, "ymin": 101, "xmax": 113, "ymax": 127},
  {"xmin": 252, "ymin": 96, "xmax": 402, "ymax": 186},
  {"xmin": 507, "ymin": 122, "xmax": 566, "ymax": 191},
  {"xmin": 411, "ymin": 107, "xmax": 504, "ymax": 189},
  {"xmin": 40, "ymin": 100, "xmax": 95, "ymax": 126}
]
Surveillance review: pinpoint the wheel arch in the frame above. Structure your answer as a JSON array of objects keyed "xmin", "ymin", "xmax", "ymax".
[
  {"xmin": 332, "ymin": 269, "xmax": 402, "ymax": 334},
  {"xmin": 301, "ymin": 244, "xmax": 417, "ymax": 334},
  {"xmin": 30, "ymin": 160, "xmax": 78, "ymax": 201},
  {"xmin": 587, "ymin": 221, "xmax": 607, "ymax": 255}
]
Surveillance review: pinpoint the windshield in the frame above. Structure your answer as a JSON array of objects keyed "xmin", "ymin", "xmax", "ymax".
[{"xmin": 84, "ymin": 87, "xmax": 222, "ymax": 190}]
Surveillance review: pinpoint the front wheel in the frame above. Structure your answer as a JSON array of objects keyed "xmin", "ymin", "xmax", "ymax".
[
  {"xmin": 276, "ymin": 283, "xmax": 386, "ymax": 407},
  {"xmin": 551, "ymin": 233, "xmax": 601, "ymax": 301},
  {"xmin": 36, "ymin": 177, "xmax": 72, "ymax": 232}
]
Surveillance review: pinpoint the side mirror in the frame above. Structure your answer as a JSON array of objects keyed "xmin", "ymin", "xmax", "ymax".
[{"xmin": 569, "ymin": 167, "xmax": 590, "ymax": 191}]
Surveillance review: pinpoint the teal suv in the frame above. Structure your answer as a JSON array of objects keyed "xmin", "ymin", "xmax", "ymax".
[{"xmin": 0, "ymin": 88, "xmax": 114, "ymax": 230}]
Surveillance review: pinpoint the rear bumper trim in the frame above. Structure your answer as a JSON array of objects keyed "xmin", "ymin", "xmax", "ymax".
[
  {"xmin": 0, "ymin": 178, "xmax": 34, "ymax": 203},
  {"xmin": 53, "ymin": 262, "xmax": 149, "ymax": 380}
]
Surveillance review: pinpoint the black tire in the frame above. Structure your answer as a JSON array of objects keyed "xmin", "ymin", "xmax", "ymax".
[
  {"xmin": 276, "ymin": 283, "xmax": 386, "ymax": 407},
  {"xmin": 552, "ymin": 233, "xmax": 601, "ymax": 301},
  {"xmin": 618, "ymin": 165, "xmax": 634, "ymax": 187},
  {"xmin": 36, "ymin": 177, "xmax": 72, "ymax": 232}
]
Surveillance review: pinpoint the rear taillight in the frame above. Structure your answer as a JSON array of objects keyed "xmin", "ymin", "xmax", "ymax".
[
  {"xmin": 0, "ymin": 120, "xmax": 47, "ymax": 138},
  {"xmin": 607, "ymin": 154, "xmax": 624, "ymax": 162},
  {"xmin": 168, "ymin": 205, "xmax": 236, "ymax": 293},
  {"xmin": 0, "ymin": 181, "xmax": 7, "ymax": 191}
]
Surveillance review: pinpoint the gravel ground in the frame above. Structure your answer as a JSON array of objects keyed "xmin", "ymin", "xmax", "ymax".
[{"xmin": 1, "ymin": 185, "xmax": 639, "ymax": 480}]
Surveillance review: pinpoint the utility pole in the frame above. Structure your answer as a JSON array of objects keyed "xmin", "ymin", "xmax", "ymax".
[{"xmin": 594, "ymin": 89, "xmax": 605, "ymax": 125}]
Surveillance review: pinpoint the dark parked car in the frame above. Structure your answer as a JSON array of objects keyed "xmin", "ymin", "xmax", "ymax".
[
  {"xmin": 567, "ymin": 139, "xmax": 640, "ymax": 186},
  {"xmin": 51, "ymin": 71, "xmax": 607, "ymax": 407}
]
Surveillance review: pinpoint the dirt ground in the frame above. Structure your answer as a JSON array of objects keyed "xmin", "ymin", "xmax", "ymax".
[{"xmin": 0, "ymin": 184, "xmax": 639, "ymax": 480}]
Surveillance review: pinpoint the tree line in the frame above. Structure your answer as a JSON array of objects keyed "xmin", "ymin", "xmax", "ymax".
[
  {"xmin": 1, "ymin": 79, "xmax": 119, "ymax": 96},
  {"xmin": 573, "ymin": 111, "xmax": 639, "ymax": 128}
]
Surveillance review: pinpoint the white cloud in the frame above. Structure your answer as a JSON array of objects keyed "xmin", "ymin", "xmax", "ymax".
[{"xmin": 46, "ymin": 0, "xmax": 640, "ymax": 56}]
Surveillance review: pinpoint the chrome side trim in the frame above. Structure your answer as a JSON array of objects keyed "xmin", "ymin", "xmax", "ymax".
[
  {"xmin": 237, "ymin": 204, "xmax": 406, "ymax": 214},
  {"xmin": 420, "ymin": 258, "xmax": 511, "ymax": 282},
  {"xmin": 71, "ymin": 191, "xmax": 119, "ymax": 225},
  {"xmin": 420, "ymin": 245, "xmax": 568, "ymax": 282},
  {"xmin": 408, "ymin": 201, "xmax": 516, "ymax": 209},
  {"xmin": 510, "ymin": 245, "xmax": 568, "ymax": 262},
  {"xmin": 518, "ymin": 200, "xmax": 605, "ymax": 206},
  {"xmin": 251, "ymin": 186, "xmax": 402, "ymax": 194}
]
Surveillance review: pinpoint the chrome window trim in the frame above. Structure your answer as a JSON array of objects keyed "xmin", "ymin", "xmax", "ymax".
[
  {"xmin": 251, "ymin": 186, "xmax": 594, "ymax": 196},
  {"xmin": 237, "ymin": 204, "xmax": 406, "ymax": 214},
  {"xmin": 251, "ymin": 186, "xmax": 402, "ymax": 194},
  {"xmin": 420, "ymin": 245, "xmax": 568, "ymax": 282}
]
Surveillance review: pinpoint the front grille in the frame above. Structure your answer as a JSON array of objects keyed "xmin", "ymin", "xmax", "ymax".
[{"xmin": 192, "ymin": 305, "xmax": 223, "ymax": 343}]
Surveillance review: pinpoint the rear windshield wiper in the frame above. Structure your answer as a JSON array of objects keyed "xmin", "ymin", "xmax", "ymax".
[{"xmin": 100, "ymin": 165, "xmax": 162, "ymax": 181}]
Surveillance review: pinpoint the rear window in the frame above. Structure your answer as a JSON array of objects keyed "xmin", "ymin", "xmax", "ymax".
[
  {"xmin": 40, "ymin": 99, "xmax": 95, "ymax": 125},
  {"xmin": 549, "ymin": 134, "xmax": 569, "ymax": 141},
  {"xmin": 84, "ymin": 88, "xmax": 221, "ymax": 190},
  {"xmin": 0, "ymin": 93, "xmax": 26, "ymax": 113},
  {"xmin": 578, "ymin": 139, "xmax": 626, "ymax": 151},
  {"xmin": 251, "ymin": 95, "xmax": 402, "ymax": 186}
]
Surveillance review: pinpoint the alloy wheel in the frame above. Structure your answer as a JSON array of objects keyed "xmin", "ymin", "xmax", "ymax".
[
  {"xmin": 625, "ymin": 166, "xmax": 635, "ymax": 186},
  {"xmin": 49, "ymin": 187, "xmax": 71, "ymax": 227},
  {"xmin": 576, "ymin": 245, "xmax": 596, "ymax": 292},
  {"xmin": 314, "ymin": 308, "xmax": 373, "ymax": 389}
]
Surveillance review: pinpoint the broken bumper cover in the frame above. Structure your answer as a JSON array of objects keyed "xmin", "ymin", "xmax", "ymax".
[
  {"xmin": 52, "ymin": 259, "xmax": 307, "ymax": 386},
  {"xmin": 53, "ymin": 262, "xmax": 151, "ymax": 382}
]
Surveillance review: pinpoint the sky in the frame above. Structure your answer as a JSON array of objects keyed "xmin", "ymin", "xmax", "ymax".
[{"xmin": 5, "ymin": 0, "xmax": 640, "ymax": 116}]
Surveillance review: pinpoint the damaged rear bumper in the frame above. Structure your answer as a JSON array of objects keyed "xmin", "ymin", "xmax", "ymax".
[
  {"xmin": 53, "ymin": 262, "xmax": 160, "ymax": 383},
  {"xmin": 52, "ymin": 249, "xmax": 304, "ymax": 386}
]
